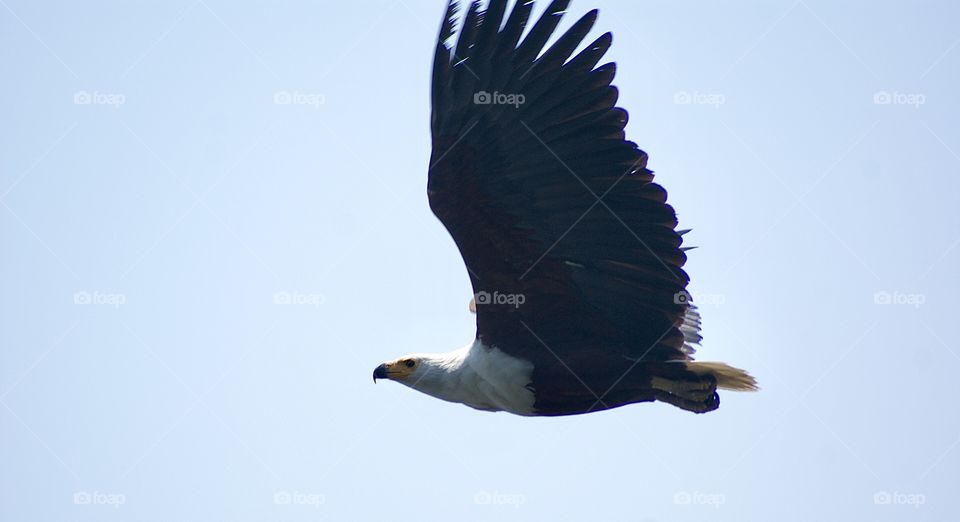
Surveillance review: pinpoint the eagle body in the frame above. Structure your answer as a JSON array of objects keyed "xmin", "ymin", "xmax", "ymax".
[{"xmin": 373, "ymin": 0, "xmax": 757, "ymax": 416}]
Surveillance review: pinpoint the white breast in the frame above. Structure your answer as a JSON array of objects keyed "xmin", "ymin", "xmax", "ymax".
[{"xmin": 460, "ymin": 339, "xmax": 537, "ymax": 415}]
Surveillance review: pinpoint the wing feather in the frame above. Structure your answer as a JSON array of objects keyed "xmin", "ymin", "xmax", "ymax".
[{"xmin": 429, "ymin": 0, "xmax": 697, "ymax": 369}]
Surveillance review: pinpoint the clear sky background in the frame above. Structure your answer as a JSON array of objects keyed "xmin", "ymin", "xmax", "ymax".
[{"xmin": 2, "ymin": 1, "xmax": 959, "ymax": 520}]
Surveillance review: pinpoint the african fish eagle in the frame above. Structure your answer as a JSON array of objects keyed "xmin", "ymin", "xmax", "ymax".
[{"xmin": 373, "ymin": 0, "xmax": 757, "ymax": 416}]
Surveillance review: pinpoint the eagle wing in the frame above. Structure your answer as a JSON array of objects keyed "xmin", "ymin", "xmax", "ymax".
[{"xmin": 429, "ymin": 0, "xmax": 697, "ymax": 367}]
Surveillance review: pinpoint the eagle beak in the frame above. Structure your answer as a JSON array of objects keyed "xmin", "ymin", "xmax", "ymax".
[{"xmin": 373, "ymin": 363, "xmax": 389, "ymax": 382}]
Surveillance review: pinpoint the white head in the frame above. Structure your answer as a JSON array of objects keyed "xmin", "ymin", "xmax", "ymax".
[{"xmin": 372, "ymin": 350, "xmax": 466, "ymax": 401}]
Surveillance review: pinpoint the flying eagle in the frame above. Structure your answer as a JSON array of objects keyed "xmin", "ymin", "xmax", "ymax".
[{"xmin": 373, "ymin": 0, "xmax": 757, "ymax": 416}]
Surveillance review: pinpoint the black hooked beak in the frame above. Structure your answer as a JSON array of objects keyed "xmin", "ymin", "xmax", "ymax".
[{"xmin": 373, "ymin": 363, "xmax": 389, "ymax": 383}]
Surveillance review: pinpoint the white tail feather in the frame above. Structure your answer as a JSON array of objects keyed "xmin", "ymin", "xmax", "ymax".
[{"xmin": 686, "ymin": 362, "xmax": 758, "ymax": 391}]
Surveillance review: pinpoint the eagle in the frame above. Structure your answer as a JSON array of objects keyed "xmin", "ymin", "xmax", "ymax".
[{"xmin": 373, "ymin": 0, "xmax": 757, "ymax": 416}]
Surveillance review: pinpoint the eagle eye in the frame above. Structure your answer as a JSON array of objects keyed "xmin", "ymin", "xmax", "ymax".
[{"xmin": 404, "ymin": 359, "xmax": 416, "ymax": 368}]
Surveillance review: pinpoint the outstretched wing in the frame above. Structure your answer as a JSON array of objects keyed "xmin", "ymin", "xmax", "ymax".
[{"xmin": 429, "ymin": 0, "xmax": 697, "ymax": 365}]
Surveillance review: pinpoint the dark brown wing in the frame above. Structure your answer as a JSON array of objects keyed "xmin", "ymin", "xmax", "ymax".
[{"xmin": 429, "ymin": 0, "xmax": 696, "ymax": 366}]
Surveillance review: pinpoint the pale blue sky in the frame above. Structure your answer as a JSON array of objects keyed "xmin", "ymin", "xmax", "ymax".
[{"xmin": 2, "ymin": 1, "xmax": 959, "ymax": 521}]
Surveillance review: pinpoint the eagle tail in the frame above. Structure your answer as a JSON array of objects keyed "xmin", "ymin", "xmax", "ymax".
[
  {"xmin": 645, "ymin": 361, "xmax": 756, "ymax": 413},
  {"xmin": 685, "ymin": 361, "xmax": 758, "ymax": 391}
]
